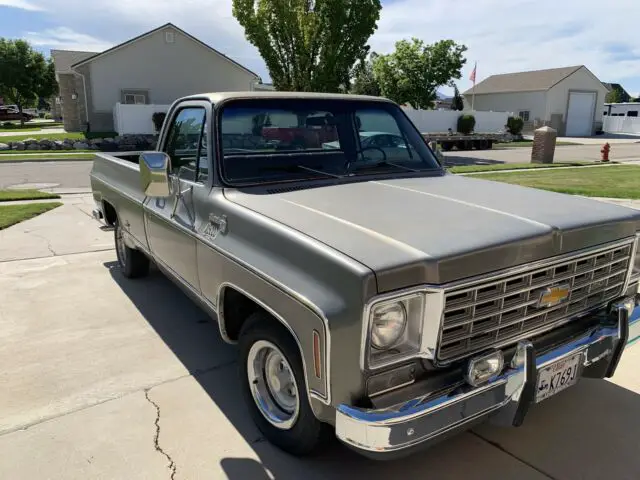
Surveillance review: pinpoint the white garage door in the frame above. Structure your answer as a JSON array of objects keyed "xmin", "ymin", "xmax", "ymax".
[{"xmin": 565, "ymin": 92, "xmax": 596, "ymax": 137}]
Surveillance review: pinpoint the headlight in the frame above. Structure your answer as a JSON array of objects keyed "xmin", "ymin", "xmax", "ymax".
[
  {"xmin": 371, "ymin": 303, "xmax": 407, "ymax": 350},
  {"xmin": 364, "ymin": 290, "xmax": 437, "ymax": 369}
]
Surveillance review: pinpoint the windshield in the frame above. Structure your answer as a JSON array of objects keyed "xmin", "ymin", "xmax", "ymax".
[{"xmin": 218, "ymin": 98, "xmax": 442, "ymax": 185}]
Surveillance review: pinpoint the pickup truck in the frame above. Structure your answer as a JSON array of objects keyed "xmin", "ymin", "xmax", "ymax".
[{"xmin": 90, "ymin": 91, "xmax": 640, "ymax": 459}]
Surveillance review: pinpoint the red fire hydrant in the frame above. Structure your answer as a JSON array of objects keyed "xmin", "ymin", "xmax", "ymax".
[{"xmin": 601, "ymin": 142, "xmax": 610, "ymax": 162}]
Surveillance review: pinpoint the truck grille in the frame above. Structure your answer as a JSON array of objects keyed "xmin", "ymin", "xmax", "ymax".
[{"xmin": 438, "ymin": 242, "xmax": 633, "ymax": 361}]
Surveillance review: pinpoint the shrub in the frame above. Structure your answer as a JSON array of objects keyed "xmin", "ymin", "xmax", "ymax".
[
  {"xmin": 44, "ymin": 113, "xmax": 53, "ymax": 120},
  {"xmin": 152, "ymin": 112, "xmax": 167, "ymax": 132},
  {"xmin": 506, "ymin": 116, "xmax": 524, "ymax": 135},
  {"xmin": 2, "ymin": 121, "xmax": 13, "ymax": 128},
  {"xmin": 38, "ymin": 112, "xmax": 46, "ymax": 119},
  {"xmin": 457, "ymin": 114, "xmax": 476, "ymax": 134}
]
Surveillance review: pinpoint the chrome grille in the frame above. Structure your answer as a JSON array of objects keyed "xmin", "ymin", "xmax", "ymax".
[{"xmin": 438, "ymin": 242, "xmax": 633, "ymax": 361}]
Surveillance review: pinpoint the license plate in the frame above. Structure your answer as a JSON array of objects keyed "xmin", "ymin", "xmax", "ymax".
[{"xmin": 535, "ymin": 353, "xmax": 582, "ymax": 403}]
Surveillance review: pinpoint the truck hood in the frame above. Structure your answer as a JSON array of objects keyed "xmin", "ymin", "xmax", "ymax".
[{"xmin": 224, "ymin": 174, "xmax": 640, "ymax": 291}]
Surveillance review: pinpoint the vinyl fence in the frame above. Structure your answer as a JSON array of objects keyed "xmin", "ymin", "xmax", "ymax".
[
  {"xmin": 113, "ymin": 103, "xmax": 170, "ymax": 135},
  {"xmin": 112, "ymin": 102, "xmax": 514, "ymax": 135},
  {"xmin": 402, "ymin": 108, "xmax": 514, "ymax": 133},
  {"xmin": 603, "ymin": 116, "xmax": 640, "ymax": 134}
]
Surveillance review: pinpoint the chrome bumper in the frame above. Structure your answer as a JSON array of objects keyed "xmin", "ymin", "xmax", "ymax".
[{"xmin": 336, "ymin": 296, "xmax": 640, "ymax": 457}]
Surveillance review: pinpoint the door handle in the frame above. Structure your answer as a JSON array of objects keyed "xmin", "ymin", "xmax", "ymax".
[{"xmin": 209, "ymin": 214, "xmax": 228, "ymax": 235}]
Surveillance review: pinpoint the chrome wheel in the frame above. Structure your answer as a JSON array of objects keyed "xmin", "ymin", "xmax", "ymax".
[
  {"xmin": 247, "ymin": 340, "xmax": 300, "ymax": 430},
  {"xmin": 115, "ymin": 223, "xmax": 127, "ymax": 267}
]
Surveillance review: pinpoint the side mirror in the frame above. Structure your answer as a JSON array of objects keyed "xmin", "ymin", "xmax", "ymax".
[{"xmin": 140, "ymin": 152, "xmax": 171, "ymax": 197}]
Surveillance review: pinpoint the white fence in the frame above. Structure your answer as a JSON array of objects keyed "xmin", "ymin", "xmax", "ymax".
[
  {"xmin": 113, "ymin": 103, "xmax": 170, "ymax": 135},
  {"xmin": 112, "ymin": 102, "xmax": 514, "ymax": 136},
  {"xmin": 402, "ymin": 108, "xmax": 514, "ymax": 133},
  {"xmin": 603, "ymin": 116, "xmax": 640, "ymax": 134}
]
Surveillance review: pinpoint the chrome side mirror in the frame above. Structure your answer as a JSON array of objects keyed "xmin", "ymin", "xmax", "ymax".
[{"xmin": 140, "ymin": 152, "xmax": 171, "ymax": 197}]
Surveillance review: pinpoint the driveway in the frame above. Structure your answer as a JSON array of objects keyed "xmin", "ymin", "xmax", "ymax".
[{"xmin": 0, "ymin": 195, "xmax": 640, "ymax": 479}]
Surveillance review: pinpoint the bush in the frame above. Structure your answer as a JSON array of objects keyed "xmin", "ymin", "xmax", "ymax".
[
  {"xmin": 457, "ymin": 114, "xmax": 476, "ymax": 134},
  {"xmin": 2, "ymin": 121, "xmax": 13, "ymax": 128},
  {"xmin": 44, "ymin": 113, "xmax": 53, "ymax": 120},
  {"xmin": 506, "ymin": 116, "xmax": 524, "ymax": 135},
  {"xmin": 152, "ymin": 112, "xmax": 167, "ymax": 132}
]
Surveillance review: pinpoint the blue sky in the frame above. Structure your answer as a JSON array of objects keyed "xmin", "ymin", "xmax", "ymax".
[{"xmin": 1, "ymin": 0, "xmax": 639, "ymax": 97}]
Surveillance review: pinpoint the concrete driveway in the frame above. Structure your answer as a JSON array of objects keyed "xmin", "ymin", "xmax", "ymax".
[{"xmin": 1, "ymin": 195, "xmax": 640, "ymax": 479}]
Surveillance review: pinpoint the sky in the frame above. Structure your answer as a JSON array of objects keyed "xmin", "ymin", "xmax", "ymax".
[{"xmin": 1, "ymin": 0, "xmax": 639, "ymax": 97}]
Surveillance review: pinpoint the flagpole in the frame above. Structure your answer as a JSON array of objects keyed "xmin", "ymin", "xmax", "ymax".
[{"xmin": 471, "ymin": 61, "xmax": 477, "ymax": 111}]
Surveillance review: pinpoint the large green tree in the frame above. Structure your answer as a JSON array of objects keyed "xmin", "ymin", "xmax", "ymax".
[
  {"xmin": 232, "ymin": 0, "xmax": 382, "ymax": 92},
  {"xmin": 605, "ymin": 87, "xmax": 623, "ymax": 104},
  {"xmin": 350, "ymin": 52, "xmax": 381, "ymax": 96},
  {"xmin": 372, "ymin": 38, "xmax": 467, "ymax": 109},
  {"xmin": 0, "ymin": 38, "xmax": 58, "ymax": 123}
]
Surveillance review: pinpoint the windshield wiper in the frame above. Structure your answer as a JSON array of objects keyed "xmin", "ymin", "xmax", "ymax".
[
  {"xmin": 351, "ymin": 161, "xmax": 421, "ymax": 173},
  {"xmin": 261, "ymin": 165, "xmax": 344, "ymax": 179}
]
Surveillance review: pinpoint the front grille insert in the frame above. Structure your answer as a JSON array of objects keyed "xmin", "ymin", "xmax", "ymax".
[{"xmin": 437, "ymin": 242, "xmax": 633, "ymax": 361}]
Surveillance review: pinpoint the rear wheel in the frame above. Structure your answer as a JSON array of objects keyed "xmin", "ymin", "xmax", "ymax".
[
  {"xmin": 114, "ymin": 219, "xmax": 149, "ymax": 278},
  {"xmin": 238, "ymin": 312, "xmax": 328, "ymax": 456}
]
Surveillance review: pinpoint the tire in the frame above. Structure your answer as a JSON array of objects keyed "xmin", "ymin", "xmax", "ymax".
[
  {"xmin": 238, "ymin": 312, "xmax": 329, "ymax": 456},
  {"xmin": 114, "ymin": 218, "xmax": 149, "ymax": 279}
]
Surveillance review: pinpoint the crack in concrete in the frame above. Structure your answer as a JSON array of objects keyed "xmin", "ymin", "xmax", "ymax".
[
  {"xmin": 145, "ymin": 389, "xmax": 178, "ymax": 480},
  {"xmin": 29, "ymin": 231, "xmax": 57, "ymax": 256}
]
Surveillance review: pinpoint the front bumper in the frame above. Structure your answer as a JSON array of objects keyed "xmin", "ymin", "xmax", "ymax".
[{"xmin": 335, "ymin": 296, "xmax": 640, "ymax": 458}]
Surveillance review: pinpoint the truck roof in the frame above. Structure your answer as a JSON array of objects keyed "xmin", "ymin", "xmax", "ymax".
[{"xmin": 181, "ymin": 91, "xmax": 395, "ymax": 104}]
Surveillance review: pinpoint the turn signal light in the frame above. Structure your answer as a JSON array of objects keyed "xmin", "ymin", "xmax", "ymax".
[{"xmin": 466, "ymin": 350, "xmax": 504, "ymax": 387}]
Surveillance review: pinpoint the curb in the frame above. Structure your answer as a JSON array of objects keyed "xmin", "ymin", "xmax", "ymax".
[
  {"xmin": 0, "ymin": 155, "xmax": 95, "ymax": 163},
  {"xmin": 458, "ymin": 162, "xmax": 636, "ymax": 175}
]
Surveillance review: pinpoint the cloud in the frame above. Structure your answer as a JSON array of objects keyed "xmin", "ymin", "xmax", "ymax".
[
  {"xmin": 14, "ymin": 0, "xmax": 640, "ymax": 94},
  {"xmin": 24, "ymin": 27, "xmax": 112, "ymax": 52},
  {"xmin": 0, "ymin": 0, "xmax": 43, "ymax": 10}
]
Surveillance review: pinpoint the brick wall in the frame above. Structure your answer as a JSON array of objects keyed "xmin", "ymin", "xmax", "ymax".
[{"xmin": 58, "ymin": 73, "xmax": 83, "ymax": 132}]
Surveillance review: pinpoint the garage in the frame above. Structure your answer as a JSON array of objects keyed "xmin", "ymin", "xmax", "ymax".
[
  {"xmin": 462, "ymin": 65, "xmax": 608, "ymax": 136},
  {"xmin": 566, "ymin": 92, "xmax": 596, "ymax": 137}
]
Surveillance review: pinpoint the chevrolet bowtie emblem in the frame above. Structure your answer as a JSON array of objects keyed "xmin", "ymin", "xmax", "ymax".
[{"xmin": 536, "ymin": 284, "xmax": 570, "ymax": 308}]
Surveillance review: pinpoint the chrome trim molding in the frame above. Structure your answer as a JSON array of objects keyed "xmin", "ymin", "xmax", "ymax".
[
  {"xmin": 337, "ymin": 298, "xmax": 637, "ymax": 454},
  {"xmin": 360, "ymin": 236, "xmax": 636, "ymax": 372},
  {"xmin": 623, "ymin": 233, "xmax": 640, "ymax": 293},
  {"xmin": 216, "ymin": 281, "xmax": 330, "ymax": 405}
]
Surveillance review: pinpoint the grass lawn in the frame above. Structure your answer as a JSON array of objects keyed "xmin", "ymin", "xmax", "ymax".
[
  {"xmin": 0, "ymin": 153, "xmax": 95, "ymax": 162},
  {"xmin": 449, "ymin": 162, "xmax": 591, "ymax": 174},
  {"xmin": 471, "ymin": 164, "xmax": 640, "ymax": 199},
  {"xmin": 0, "ymin": 189, "xmax": 61, "ymax": 202},
  {"xmin": 0, "ymin": 122, "xmax": 64, "ymax": 132},
  {"xmin": 0, "ymin": 131, "xmax": 116, "ymax": 143},
  {"xmin": 0, "ymin": 202, "xmax": 62, "ymax": 230}
]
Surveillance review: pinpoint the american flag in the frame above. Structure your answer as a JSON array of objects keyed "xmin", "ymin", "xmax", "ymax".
[{"xmin": 469, "ymin": 62, "xmax": 477, "ymax": 83}]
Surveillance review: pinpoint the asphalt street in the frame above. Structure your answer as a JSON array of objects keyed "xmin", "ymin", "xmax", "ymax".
[{"xmin": 2, "ymin": 142, "xmax": 639, "ymax": 191}]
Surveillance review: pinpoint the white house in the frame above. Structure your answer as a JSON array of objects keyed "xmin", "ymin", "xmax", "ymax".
[
  {"xmin": 462, "ymin": 65, "xmax": 609, "ymax": 136},
  {"xmin": 51, "ymin": 23, "xmax": 266, "ymax": 132}
]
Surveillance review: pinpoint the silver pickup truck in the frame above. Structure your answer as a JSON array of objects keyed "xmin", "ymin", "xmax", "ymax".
[{"xmin": 91, "ymin": 91, "xmax": 640, "ymax": 459}]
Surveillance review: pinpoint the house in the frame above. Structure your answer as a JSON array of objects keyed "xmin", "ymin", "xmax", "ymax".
[
  {"xmin": 51, "ymin": 23, "xmax": 264, "ymax": 132},
  {"xmin": 462, "ymin": 65, "xmax": 609, "ymax": 136}
]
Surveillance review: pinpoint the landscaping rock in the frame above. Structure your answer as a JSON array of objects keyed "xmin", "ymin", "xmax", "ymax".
[
  {"xmin": 14, "ymin": 141, "xmax": 26, "ymax": 151},
  {"xmin": 0, "ymin": 143, "xmax": 9, "ymax": 151},
  {"xmin": 26, "ymin": 143, "xmax": 41, "ymax": 150},
  {"xmin": 89, "ymin": 138, "xmax": 103, "ymax": 145},
  {"xmin": 73, "ymin": 141, "xmax": 89, "ymax": 150}
]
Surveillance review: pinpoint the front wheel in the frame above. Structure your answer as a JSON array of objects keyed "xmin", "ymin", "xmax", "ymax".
[
  {"xmin": 238, "ymin": 312, "xmax": 329, "ymax": 456},
  {"xmin": 114, "ymin": 219, "xmax": 149, "ymax": 279}
]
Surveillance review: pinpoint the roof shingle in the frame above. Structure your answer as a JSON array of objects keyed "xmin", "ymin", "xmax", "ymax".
[{"xmin": 462, "ymin": 65, "xmax": 584, "ymax": 95}]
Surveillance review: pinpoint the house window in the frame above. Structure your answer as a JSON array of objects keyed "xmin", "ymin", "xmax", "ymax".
[
  {"xmin": 518, "ymin": 110, "xmax": 530, "ymax": 122},
  {"xmin": 124, "ymin": 94, "xmax": 147, "ymax": 105},
  {"xmin": 627, "ymin": 111, "xmax": 638, "ymax": 117}
]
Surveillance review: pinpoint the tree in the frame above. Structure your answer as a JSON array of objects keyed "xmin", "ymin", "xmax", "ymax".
[
  {"xmin": 451, "ymin": 84, "xmax": 464, "ymax": 110},
  {"xmin": 372, "ymin": 38, "xmax": 467, "ymax": 109},
  {"xmin": 350, "ymin": 52, "xmax": 381, "ymax": 96},
  {"xmin": 232, "ymin": 0, "xmax": 382, "ymax": 92},
  {"xmin": 0, "ymin": 39, "xmax": 58, "ymax": 124},
  {"xmin": 605, "ymin": 88, "xmax": 623, "ymax": 104}
]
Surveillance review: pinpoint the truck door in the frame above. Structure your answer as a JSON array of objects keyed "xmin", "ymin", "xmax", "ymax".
[{"xmin": 143, "ymin": 102, "xmax": 210, "ymax": 292}]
